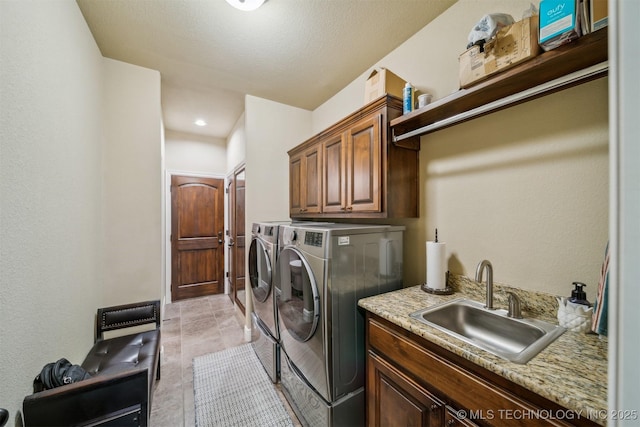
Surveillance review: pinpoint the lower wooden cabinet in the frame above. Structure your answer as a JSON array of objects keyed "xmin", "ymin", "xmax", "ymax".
[{"xmin": 365, "ymin": 313, "xmax": 598, "ymax": 427}]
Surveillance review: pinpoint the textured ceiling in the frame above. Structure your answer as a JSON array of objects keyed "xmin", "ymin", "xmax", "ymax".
[{"xmin": 77, "ymin": 0, "xmax": 457, "ymax": 138}]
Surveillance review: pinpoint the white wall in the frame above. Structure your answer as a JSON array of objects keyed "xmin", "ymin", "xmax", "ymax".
[
  {"xmin": 165, "ymin": 129, "xmax": 227, "ymax": 175},
  {"xmin": 102, "ymin": 58, "xmax": 163, "ymax": 305},
  {"xmin": 0, "ymin": 0, "xmax": 104, "ymax": 419},
  {"xmin": 313, "ymin": 0, "xmax": 608, "ymax": 301}
]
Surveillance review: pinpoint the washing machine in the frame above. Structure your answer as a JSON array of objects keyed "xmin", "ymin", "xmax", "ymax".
[
  {"xmin": 249, "ymin": 220, "xmax": 327, "ymax": 383},
  {"xmin": 248, "ymin": 221, "xmax": 289, "ymax": 383},
  {"xmin": 274, "ymin": 223, "xmax": 404, "ymax": 426}
]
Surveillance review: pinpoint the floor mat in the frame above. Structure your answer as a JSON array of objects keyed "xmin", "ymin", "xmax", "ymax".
[{"xmin": 193, "ymin": 344, "xmax": 294, "ymax": 427}]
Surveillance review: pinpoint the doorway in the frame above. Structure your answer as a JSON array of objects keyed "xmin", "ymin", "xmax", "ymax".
[
  {"xmin": 227, "ymin": 164, "xmax": 246, "ymax": 314},
  {"xmin": 170, "ymin": 174, "xmax": 225, "ymax": 301}
]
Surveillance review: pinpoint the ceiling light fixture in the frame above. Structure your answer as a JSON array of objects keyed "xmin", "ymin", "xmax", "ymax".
[
  {"xmin": 225, "ymin": 0, "xmax": 266, "ymax": 12},
  {"xmin": 194, "ymin": 119, "xmax": 207, "ymax": 127}
]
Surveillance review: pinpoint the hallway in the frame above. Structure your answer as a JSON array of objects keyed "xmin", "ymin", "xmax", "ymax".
[
  {"xmin": 149, "ymin": 293, "xmax": 299, "ymax": 426},
  {"xmin": 149, "ymin": 294, "xmax": 246, "ymax": 426}
]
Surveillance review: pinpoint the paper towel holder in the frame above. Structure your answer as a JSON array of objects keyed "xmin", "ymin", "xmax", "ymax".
[{"xmin": 421, "ymin": 271, "xmax": 454, "ymax": 295}]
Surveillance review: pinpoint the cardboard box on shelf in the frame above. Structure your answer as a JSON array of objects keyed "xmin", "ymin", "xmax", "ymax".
[
  {"xmin": 459, "ymin": 15, "xmax": 541, "ymax": 89},
  {"xmin": 590, "ymin": 0, "xmax": 608, "ymax": 32},
  {"xmin": 364, "ymin": 68, "xmax": 406, "ymax": 104}
]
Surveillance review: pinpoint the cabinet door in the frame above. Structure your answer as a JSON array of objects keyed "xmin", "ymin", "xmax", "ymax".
[
  {"xmin": 367, "ymin": 350, "xmax": 444, "ymax": 427},
  {"xmin": 289, "ymin": 154, "xmax": 303, "ymax": 214},
  {"xmin": 302, "ymin": 144, "xmax": 322, "ymax": 214},
  {"xmin": 346, "ymin": 113, "xmax": 382, "ymax": 213},
  {"xmin": 322, "ymin": 133, "xmax": 346, "ymax": 213}
]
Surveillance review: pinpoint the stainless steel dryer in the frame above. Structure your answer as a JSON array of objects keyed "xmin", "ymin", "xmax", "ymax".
[
  {"xmin": 248, "ymin": 221, "xmax": 289, "ymax": 383},
  {"xmin": 274, "ymin": 223, "xmax": 404, "ymax": 427}
]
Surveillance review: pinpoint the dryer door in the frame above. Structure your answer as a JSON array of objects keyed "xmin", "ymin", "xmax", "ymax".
[
  {"xmin": 275, "ymin": 247, "xmax": 320, "ymax": 342},
  {"xmin": 248, "ymin": 237, "xmax": 271, "ymax": 303}
]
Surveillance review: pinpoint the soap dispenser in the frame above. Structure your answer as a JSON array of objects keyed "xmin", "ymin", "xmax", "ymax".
[
  {"xmin": 569, "ymin": 282, "xmax": 592, "ymax": 307},
  {"xmin": 557, "ymin": 281, "xmax": 594, "ymax": 333}
]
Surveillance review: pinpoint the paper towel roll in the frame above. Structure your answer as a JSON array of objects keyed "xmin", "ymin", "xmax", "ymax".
[{"xmin": 426, "ymin": 241, "xmax": 446, "ymax": 289}]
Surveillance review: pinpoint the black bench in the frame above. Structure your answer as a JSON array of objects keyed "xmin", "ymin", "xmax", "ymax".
[{"xmin": 23, "ymin": 300, "xmax": 162, "ymax": 427}]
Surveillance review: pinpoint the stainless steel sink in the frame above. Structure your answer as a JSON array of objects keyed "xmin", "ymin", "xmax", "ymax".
[{"xmin": 409, "ymin": 298, "xmax": 565, "ymax": 364}]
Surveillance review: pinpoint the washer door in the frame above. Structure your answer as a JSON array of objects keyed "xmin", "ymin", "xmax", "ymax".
[
  {"xmin": 248, "ymin": 237, "xmax": 271, "ymax": 303},
  {"xmin": 275, "ymin": 247, "xmax": 319, "ymax": 342}
]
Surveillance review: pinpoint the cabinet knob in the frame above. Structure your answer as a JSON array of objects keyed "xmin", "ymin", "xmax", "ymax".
[
  {"xmin": 447, "ymin": 419, "xmax": 457, "ymax": 426},
  {"xmin": 430, "ymin": 403, "xmax": 439, "ymax": 411},
  {"xmin": 346, "ymin": 206, "xmax": 353, "ymax": 211}
]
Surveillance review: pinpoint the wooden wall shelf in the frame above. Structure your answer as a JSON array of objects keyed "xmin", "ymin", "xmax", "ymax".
[{"xmin": 391, "ymin": 29, "xmax": 608, "ymax": 141}]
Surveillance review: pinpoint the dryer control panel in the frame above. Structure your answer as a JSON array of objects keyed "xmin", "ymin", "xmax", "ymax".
[{"xmin": 304, "ymin": 231, "xmax": 323, "ymax": 247}]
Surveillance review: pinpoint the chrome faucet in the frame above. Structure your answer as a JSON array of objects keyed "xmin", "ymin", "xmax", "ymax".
[
  {"xmin": 507, "ymin": 292, "xmax": 523, "ymax": 319},
  {"xmin": 475, "ymin": 260, "xmax": 494, "ymax": 310}
]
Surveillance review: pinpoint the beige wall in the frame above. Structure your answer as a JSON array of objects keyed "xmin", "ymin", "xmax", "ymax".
[
  {"xmin": 226, "ymin": 112, "xmax": 247, "ymax": 173},
  {"xmin": 165, "ymin": 129, "xmax": 227, "ymax": 175},
  {"xmin": 0, "ymin": 0, "xmax": 104, "ymax": 417},
  {"xmin": 0, "ymin": 2, "xmax": 164, "ymax": 418},
  {"xmin": 243, "ymin": 95, "xmax": 312, "ymax": 329},
  {"xmin": 313, "ymin": 0, "xmax": 608, "ymax": 300},
  {"xmin": 102, "ymin": 58, "xmax": 163, "ymax": 306}
]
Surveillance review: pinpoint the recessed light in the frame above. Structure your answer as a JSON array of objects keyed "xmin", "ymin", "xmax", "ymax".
[
  {"xmin": 194, "ymin": 119, "xmax": 207, "ymax": 127},
  {"xmin": 225, "ymin": 0, "xmax": 266, "ymax": 11}
]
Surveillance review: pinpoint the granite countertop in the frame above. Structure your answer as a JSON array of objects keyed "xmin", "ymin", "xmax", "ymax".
[{"xmin": 358, "ymin": 275, "xmax": 608, "ymax": 426}]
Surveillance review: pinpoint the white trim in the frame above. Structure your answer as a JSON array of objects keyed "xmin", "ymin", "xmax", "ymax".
[{"xmin": 609, "ymin": 0, "xmax": 640, "ymax": 423}]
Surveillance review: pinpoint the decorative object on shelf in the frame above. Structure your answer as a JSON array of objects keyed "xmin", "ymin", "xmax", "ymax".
[{"xmin": 417, "ymin": 93, "xmax": 432, "ymax": 108}]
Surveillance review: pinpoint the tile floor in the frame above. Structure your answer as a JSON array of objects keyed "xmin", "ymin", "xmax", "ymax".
[{"xmin": 149, "ymin": 293, "xmax": 300, "ymax": 427}]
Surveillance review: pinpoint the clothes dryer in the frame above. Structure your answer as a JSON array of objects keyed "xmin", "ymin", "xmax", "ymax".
[{"xmin": 274, "ymin": 223, "xmax": 404, "ymax": 426}]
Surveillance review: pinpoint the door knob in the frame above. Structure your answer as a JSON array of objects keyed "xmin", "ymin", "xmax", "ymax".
[{"xmin": 228, "ymin": 237, "xmax": 235, "ymax": 247}]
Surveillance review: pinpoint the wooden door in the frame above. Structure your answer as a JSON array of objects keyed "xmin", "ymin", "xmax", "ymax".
[
  {"xmin": 322, "ymin": 133, "xmax": 346, "ymax": 213},
  {"xmin": 228, "ymin": 165, "xmax": 246, "ymax": 313},
  {"xmin": 171, "ymin": 175, "xmax": 224, "ymax": 301},
  {"xmin": 346, "ymin": 114, "xmax": 382, "ymax": 213}
]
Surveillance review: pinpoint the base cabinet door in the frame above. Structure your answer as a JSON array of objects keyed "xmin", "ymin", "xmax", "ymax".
[{"xmin": 368, "ymin": 350, "xmax": 444, "ymax": 427}]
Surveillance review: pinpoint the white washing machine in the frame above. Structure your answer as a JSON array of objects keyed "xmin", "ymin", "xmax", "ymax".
[{"xmin": 274, "ymin": 223, "xmax": 404, "ymax": 426}]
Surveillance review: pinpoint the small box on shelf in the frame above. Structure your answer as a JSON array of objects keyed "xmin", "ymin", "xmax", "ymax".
[{"xmin": 364, "ymin": 68, "xmax": 406, "ymax": 105}]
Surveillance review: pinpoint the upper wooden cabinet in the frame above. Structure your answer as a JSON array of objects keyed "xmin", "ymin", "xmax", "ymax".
[
  {"xmin": 289, "ymin": 95, "xmax": 419, "ymax": 219},
  {"xmin": 289, "ymin": 143, "xmax": 322, "ymax": 215}
]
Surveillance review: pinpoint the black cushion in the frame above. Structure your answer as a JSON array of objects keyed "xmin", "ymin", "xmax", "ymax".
[{"xmin": 82, "ymin": 329, "xmax": 160, "ymax": 403}]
